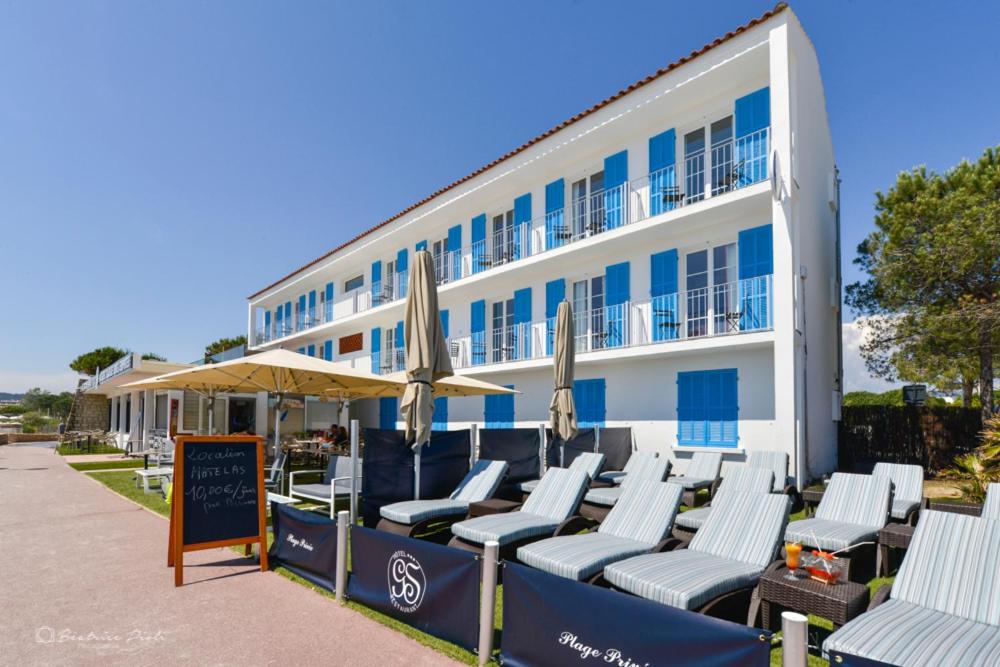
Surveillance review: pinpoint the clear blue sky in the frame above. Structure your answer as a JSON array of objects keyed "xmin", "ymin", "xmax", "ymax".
[{"xmin": 2, "ymin": 1, "xmax": 998, "ymax": 393}]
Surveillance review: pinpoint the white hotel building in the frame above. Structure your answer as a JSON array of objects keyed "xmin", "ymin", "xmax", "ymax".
[{"xmin": 245, "ymin": 4, "xmax": 841, "ymax": 486}]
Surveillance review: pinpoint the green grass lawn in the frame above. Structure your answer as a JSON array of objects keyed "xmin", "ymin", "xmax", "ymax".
[
  {"xmin": 69, "ymin": 460, "xmax": 144, "ymax": 472},
  {"xmin": 58, "ymin": 443, "xmax": 126, "ymax": 456},
  {"xmin": 84, "ymin": 469, "xmax": 898, "ymax": 666}
]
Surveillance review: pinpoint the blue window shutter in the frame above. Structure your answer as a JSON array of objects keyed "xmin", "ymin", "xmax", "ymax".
[
  {"xmin": 573, "ymin": 379, "xmax": 605, "ymax": 428},
  {"xmin": 648, "ymin": 129, "xmax": 676, "ymax": 172},
  {"xmin": 284, "ymin": 301, "xmax": 292, "ymax": 324},
  {"xmin": 545, "ymin": 179, "xmax": 564, "ymax": 213},
  {"xmin": 649, "ymin": 130, "xmax": 676, "ymax": 216},
  {"xmin": 544, "ymin": 179, "xmax": 566, "ymax": 249},
  {"xmin": 471, "ymin": 214, "xmax": 486, "ymax": 274},
  {"xmin": 432, "ymin": 397, "xmax": 448, "ymax": 431},
  {"xmin": 371, "ymin": 260, "xmax": 382, "ymax": 300},
  {"xmin": 395, "ymin": 320, "xmax": 404, "ymax": 348},
  {"xmin": 471, "ymin": 299, "xmax": 486, "ymax": 365},
  {"xmin": 297, "ymin": 347, "xmax": 305, "ymax": 355},
  {"xmin": 513, "ymin": 193, "xmax": 531, "ymax": 259},
  {"xmin": 651, "ymin": 250, "xmax": 679, "ymax": 342},
  {"xmin": 593, "ymin": 378, "xmax": 606, "ymax": 427},
  {"xmin": 379, "ymin": 397, "xmax": 397, "ymax": 430},
  {"xmin": 735, "ymin": 87, "xmax": 770, "ymax": 137},
  {"xmin": 415, "ymin": 240, "xmax": 427, "ymax": 252},
  {"xmin": 604, "ymin": 150, "xmax": 628, "ymax": 188},
  {"xmin": 323, "ymin": 340, "xmax": 333, "ymax": 361},
  {"xmin": 484, "ymin": 385, "xmax": 515, "ymax": 428},
  {"xmin": 573, "ymin": 381, "xmax": 589, "ymax": 427},
  {"xmin": 307, "ymin": 344, "xmax": 315, "ymax": 357},
  {"xmin": 545, "ymin": 278, "xmax": 565, "ymax": 355},
  {"xmin": 513, "ymin": 287, "xmax": 532, "ymax": 324},
  {"xmin": 738, "ymin": 225, "xmax": 772, "ymax": 330},
  {"xmin": 370, "ymin": 327, "xmax": 381, "ymax": 373},
  {"xmin": 447, "ymin": 224, "xmax": 462, "ymax": 281},
  {"xmin": 298, "ymin": 294, "xmax": 306, "ymax": 327},
  {"xmin": 605, "ymin": 262, "xmax": 630, "ymax": 306},
  {"xmin": 325, "ymin": 282, "xmax": 334, "ymax": 302},
  {"xmin": 264, "ymin": 310, "xmax": 271, "ymax": 333},
  {"xmin": 308, "ymin": 290, "xmax": 316, "ymax": 323},
  {"xmin": 439, "ymin": 309, "xmax": 449, "ymax": 338},
  {"xmin": 397, "ymin": 248, "xmax": 408, "ymax": 272}
]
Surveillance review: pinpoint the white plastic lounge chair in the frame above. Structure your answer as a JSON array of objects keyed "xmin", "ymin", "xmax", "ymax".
[
  {"xmin": 376, "ymin": 459, "xmax": 509, "ymax": 537},
  {"xmin": 784, "ymin": 472, "xmax": 892, "ymax": 582},
  {"xmin": 823, "ymin": 510, "xmax": 1000, "ymax": 666},
  {"xmin": 519, "ymin": 452, "xmax": 605, "ymax": 495},
  {"xmin": 449, "ymin": 467, "xmax": 590, "ymax": 559},
  {"xmin": 604, "ymin": 491, "xmax": 791, "ymax": 624},
  {"xmin": 669, "ymin": 452, "xmax": 723, "ymax": 506},
  {"xmin": 984, "ymin": 482, "xmax": 1000, "ymax": 520},
  {"xmin": 580, "ymin": 457, "xmax": 671, "ymax": 521},
  {"xmin": 872, "ymin": 462, "xmax": 924, "ymax": 525},
  {"xmin": 517, "ymin": 481, "xmax": 683, "ymax": 582},
  {"xmin": 289, "ymin": 455, "xmax": 362, "ymax": 519},
  {"xmin": 264, "ymin": 448, "xmax": 288, "ymax": 493},
  {"xmin": 596, "ymin": 450, "xmax": 658, "ymax": 485},
  {"xmin": 673, "ymin": 467, "xmax": 775, "ymax": 537}
]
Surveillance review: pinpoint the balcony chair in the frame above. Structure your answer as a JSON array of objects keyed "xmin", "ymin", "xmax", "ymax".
[
  {"xmin": 672, "ymin": 467, "xmax": 775, "ymax": 541},
  {"xmin": 579, "ymin": 457, "xmax": 671, "ymax": 522}
]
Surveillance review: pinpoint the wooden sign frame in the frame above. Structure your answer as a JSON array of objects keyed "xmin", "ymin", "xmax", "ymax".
[{"xmin": 167, "ymin": 435, "xmax": 268, "ymax": 587}]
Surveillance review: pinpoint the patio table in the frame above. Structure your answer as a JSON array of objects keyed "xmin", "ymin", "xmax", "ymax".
[
  {"xmin": 877, "ymin": 523, "xmax": 914, "ymax": 576},
  {"xmin": 759, "ymin": 564, "xmax": 869, "ymax": 631}
]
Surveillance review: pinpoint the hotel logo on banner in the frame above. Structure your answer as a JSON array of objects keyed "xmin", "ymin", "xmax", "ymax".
[
  {"xmin": 559, "ymin": 631, "xmax": 650, "ymax": 667},
  {"xmin": 387, "ymin": 550, "xmax": 426, "ymax": 613}
]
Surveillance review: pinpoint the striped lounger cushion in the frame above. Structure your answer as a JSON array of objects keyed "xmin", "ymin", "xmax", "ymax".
[
  {"xmin": 785, "ymin": 472, "xmax": 891, "ymax": 551},
  {"xmin": 823, "ymin": 511, "xmax": 1000, "ymax": 666},
  {"xmin": 518, "ymin": 481, "xmax": 683, "ymax": 580},
  {"xmin": 450, "ymin": 459, "xmax": 508, "ymax": 502},
  {"xmin": 674, "ymin": 468, "xmax": 775, "ymax": 531},
  {"xmin": 597, "ymin": 451, "xmax": 657, "ymax": 485},
  {"xmin": 584, "ymin": 458, "xmax": 670, "ymax": 507},
  {"xmin": 746, "ymin": 450, "xmax": 789, "ymax": 492},
  {"xmin": 783, "ymin": 518, "xmax": 879, "ymax": 552},
  {"xmin": 379, "ymin": 499, "xmax": 469, "ymax": 524},
  {"xmin": 985, "ymin": 483, "xmax": 1000, "ymax": 520},
  {"xmin": 519, "ymin": 453, "xmax": 604, "ymax": 493},
  {"xmin": 873, "ymin": 462, "xmax": 924, "ymax": 520},
  {"xmin": 674, "ymin": 506, "xmax": 711, "ymax": 531},
  {"xmin": 670, "ymin": 452, "xmax": 723, "ymax": 490},
  {"xmin": 605, "ymin": 492, "xmax": 790, "ymax": 610}
]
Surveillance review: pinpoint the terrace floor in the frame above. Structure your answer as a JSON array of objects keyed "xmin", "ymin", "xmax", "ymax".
[{"xmin": 0, "ymin": 443, "xmax": 455, "ymax": 666}]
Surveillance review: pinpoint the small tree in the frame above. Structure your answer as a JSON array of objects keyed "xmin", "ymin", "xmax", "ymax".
[
  {"xmin": 204, "ymin": 336, "xmax": 247, "ymax": 362},
  {"xmin": 847, "ymin": 146, "xmax": 1000, "ymax": 419},
  {"xmin": 69, "ymin": 346, "xmax": 128, "ymax": 376},
  {"xmin": 141, "ymin": 353, "xmax": 166, "ymax": 361}
]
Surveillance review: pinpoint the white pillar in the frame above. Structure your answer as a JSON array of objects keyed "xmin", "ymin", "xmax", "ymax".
[
  {"xmin": 110, "ymin": 396, "xmax": 119, "ymax": 436},
  {"xmin": 142, "ymin": 389, "xmax": 154, "ymax": 448},
  {"xmin": 129, "ymin": 391, "xmax": 141, "ymax": 452},
  {"xmin": 254, "ymin": 391, "xmax": 269, "ymax": 439}
]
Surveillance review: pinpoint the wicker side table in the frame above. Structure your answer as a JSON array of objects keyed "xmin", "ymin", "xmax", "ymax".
[
  {"xmin": 801, "ymin": 488, "xmax": 825, "ymax": 516},
  {"xmin": 759, "ymin": 565, "xmax": 869, "ymax": 630},
  {"xmin": 877, "ymin": 524, "xmax": 915, "ymax": 576},
  {"xmin": 928, "ymin": 501, "xmax": 982, "ymax": 517}
]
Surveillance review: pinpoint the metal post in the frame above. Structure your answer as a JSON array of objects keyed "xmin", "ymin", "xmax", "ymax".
[
  {"xmin": 594, "ymin": 424, "xmax": 601, "ymax": 454},
  {"xmin": 538, "ymin": 423, "xmax": 547, "ymax": 473},
  {"xmin": 781, "ymin": 611, "xmax": 808, "ymax": 667},
  {"xmin": 478, "ymin": 540, "xmax": 499, "ymax": 666},
  {"xmin": 350, "ymin": 419, "xmax": 360, "ymax": 524},
  {"xmin": 414, "ymin": 446, "xmax": 422, "ymax": 500},
  {"xmin": 207, "ymin": 395, "xmax": 214, "ymax": 435},
  {"xmin": 469, "ymin": 423, "xmax": 478, "ymax": 466},
  {"xmin": 335, "ymin": 510, "xmax": 348, "ymax": 602}
]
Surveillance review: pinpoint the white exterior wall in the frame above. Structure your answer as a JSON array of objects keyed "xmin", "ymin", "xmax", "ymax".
[{"xmin": 244, "ymin": 9, "xmax": 837, "ymax": 486}]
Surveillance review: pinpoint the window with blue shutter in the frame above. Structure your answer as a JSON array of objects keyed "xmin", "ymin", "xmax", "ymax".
[
  {"xmin": 416, "ymin": 240, "xmax": 427, "ymax": 251},
  {"xmin": 284, "ymin": 302, "xmax": 292, "ymax": 334},
  {"xmin": 677, "ymin": 369, "xmax": 738, "ymax": 447},
  {"xmin": 605, "ymin": 262, "xmax": 630, "ymax": 347},
  {"xmin": 275, "ymin": 306, "xmax": 283, "ymax": 336},
  {"xmin": 471, "ymin": 300, "xmax": 486, "ymax": 365},
  {"xmin": 648, "ymin": 129, "xmax": 677, "ymax": 215},
  {"xmin": 512, "ymin": 287, "xmax": 531, "ymax": 359},
  {"xmin": 545, "ymin": 179, "xmax": 565, "ymax": 249},
  {"xmin": 447, "ymin": 224, "xmax": 462, "ymax": 280},
  {"xmin": 432, "ymin": 397, "xmax": 448, "ymax": 431},
  {"xmin": 484, "ymin": 386, "xmax": 515, "ymax": 429},
  {"xmin": 325, "ymin": 282, "xmax": 334, "ymax": 321},
  {"xmin": 471, "ymin": 214, "xmax": 487, "ymax": 274},
  {"xmin": 603, "ymin": 150, "xmax": 628, "ymax": 229},
  {"xmin": 370, "ymin": 327, "xmax": 382, "ymax": 374},
  {"xmin": 738, "ymin": 224, "xmax": 773, "ymax": 330},
  {"xmin": 264, "ymin": 310, "xmax": 271, "ymax": 339},
  {"xmin": 297, "ymin": 294, "xmax": 307, "ymax": 330},
  {"xmin": 513, "ymin": 193, "xmax": 532, "ymax": 260},
  {"xmin": 308, "ymin": 290, "xmax": 316, "ymax": 326},
  {"xmin": 396, "ymin": 249, "xmax": 408, "ymax": 299},
  {"xmin": 545, "ymin": 278, "xmax": 565, "ymax": 355},
  {"xmin": 395, "ymin": 321, "xmax": 404, "ymax": 371},
  {"xmin": 371, "ymin": 260, "xmax": 382, "ymax": 303},
  {"xmin": 440, "ymin": 309, "xmax": 449, "ymax": 338},
  {"xmin": 574, "ymin": 378, "xmax": 606, "ymax": 427},
  {"xmin": 650, "ymin": 250, "xmax": 679, "ymax": 341},
  {"xmin": 379, "ymin": 397, "xmax": 398, "ymax": 431},
  {"xmin": 323, "ymin": 340, "xmax": 333, "ymax": 361},
  {"xmin": 734, "ymin": 87, "xmax": 770, "ymax": 185},
  {"xmin": 307, "ymin": 344, "xmax": 315, "ymax": 357},
  {"xmin": 297, "ymin": 346, "xmax": 306, "ymax": 355}
]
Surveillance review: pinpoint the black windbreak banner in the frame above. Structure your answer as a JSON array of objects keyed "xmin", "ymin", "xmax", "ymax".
[
  {"xmin": 418, "ymin": 430, "xmax": 471, "ymax": 501},
  {"xmin": 268, "ymin": 502, "xmax": 338, "ymax": 591},
  {"xmin": 361, "ymin": 429, "xmax": 412, "ymax": 528},
  {"xmin": 478, "ymin": 428, "xmax": 541, "ymax": 500},
  {"xmin": 596, "ymin": 427, "xmax": 633, "ymax": 472},
  {"xmin": 552, "ymin": 428, "xmax": 597, "ymax": 469},
  {"xmin": 500, "ymin": 562, "xmax": 772, "ymax": 667},
  {"xmin": 828, "ymin": 652, "xmax": 900, "ymax": 667},
  {"xmin": 347, "ymin": 525, "xmax": 480, "ymax": 651}
]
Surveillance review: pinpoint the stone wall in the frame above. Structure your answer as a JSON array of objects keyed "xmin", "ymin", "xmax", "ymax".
[
  {"xmin": 0, "ymin": 433, "xmax": 60, "ymax": 445},
  {"xmin": 68, "ymin": 394, "xmax": 109, "ymax": 432}
]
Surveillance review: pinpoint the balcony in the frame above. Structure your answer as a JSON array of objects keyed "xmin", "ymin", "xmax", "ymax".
[
  {"xmin": 447, "ymin": 275, "xmax": 772, "ymax": 370},
  {"xmin": 251, "ymin": 128, "xmax": 768, "ymax": 346},
  {"xmin": 370, "ymin": 348, "xmax": 406, "ymax": 375}
]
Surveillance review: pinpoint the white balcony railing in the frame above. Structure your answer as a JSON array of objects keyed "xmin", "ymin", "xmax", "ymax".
[
  {"xmin": 252, "ymin": 129, "xmax": 769, "ymax": 345},
  {"xmin": 370, "ymin": 348, "xmax": 406, "ymax": 375},
  {"xmin": 445, "ymin": 275, "xmax": 771, "ymax": 370}
]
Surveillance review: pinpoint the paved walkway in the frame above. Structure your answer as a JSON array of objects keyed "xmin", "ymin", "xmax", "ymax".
[{"xmin": 0, "ymin": 444, "xmax": 457, "ymax": 666}]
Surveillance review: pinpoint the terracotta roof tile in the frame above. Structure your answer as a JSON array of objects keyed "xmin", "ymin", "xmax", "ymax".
[{"xmin": 249, "ymin": 2, "xmax": 788, "ymax": 300}]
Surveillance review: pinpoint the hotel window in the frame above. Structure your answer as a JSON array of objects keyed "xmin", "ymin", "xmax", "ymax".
[
  {"xmin": 677, "ymin": 369, "xmax": 738, "ymax": 448},
  {"xmin": 431, "ymin": 236, "xmax": 449, "ymax": 282},
  {"xmin": 710, "ymin": 116, "xmax": 734, "ymax": 196},
  {"xmin": 712, "ymin": 243, "xmax": 738, "ymax": 333},
  {"xmin": 686, "ymin": 250, "xmax": 709, "ymax": 337},
  {"xmin": 344, "ymin": 275, "xmax": 364, "ymax": 293},
  {"xmin": 491, "ymin": 298, "xmax": 515, "ymax": 363},
  {"xmin": 492, "ymin": 209, "xmax": 515, "ymax": 264},
  {"xmin": 684, "ymin": 128, "xmax": 706, "ymax": 203},
  {"xmin": 572, "ymin": 276, "xmax": 605, "ymax": 351},
  {"xmin": 384, "ymin": 259, "xmax": 397, "ymax": 300},
  {"xmin": 570, "ymin": 171, "xmax": 605, "ymax": 238}
]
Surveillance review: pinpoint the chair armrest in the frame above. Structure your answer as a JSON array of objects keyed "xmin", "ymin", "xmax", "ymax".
[
  {"xmin": 869, "ymin": 584, "xmax": 891, "ymax": 611},
  {"xmin": 288, "ymin": 469, "xmax": 325, "ymax": 485},
  {"xmin": 654, "ymin": 537, "xmax": 687, "ymax": 553},
  {"xmin": 329, "ymin": 475, "xmax": 363, "ymax": 484},
  {"xmin": 554, "ymin": 515, "xmax": 596, "ymax": 536},
  {"xmin": 709, "ymin": 477, "xmax": 722, "ymax": 500}
]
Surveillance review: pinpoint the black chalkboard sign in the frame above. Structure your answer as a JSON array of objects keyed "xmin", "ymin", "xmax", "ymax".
[{"xmin": 168, "ymin": 436, "xmax": 268, "ymax": 586}]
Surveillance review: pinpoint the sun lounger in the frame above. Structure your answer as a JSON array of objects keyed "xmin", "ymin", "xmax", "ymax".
[
  {"xmin": 673, "ymin": 467, "xmax": 775, "ymax": 538},
  {"xmin": 517, "ymin": 481, "xmax": 683, "ymax": 582},
  {"xmin": 669, "ymin": 452, "xmax": 723, "ymax": 506},
  {"xmin": 823, "ymin": 510, "xmax": 1000, "ymax": 666},
  {"xmin": 579, "ymin": 456, "xmax": 671, "ymax": 521},
  {"xmin": 596, "ymin": 451, "xmax": 658, "ymax": 485},
  {"xmin": 605, "ymin": 491, "xmax": 790, "ymax": 624},
  {"xmin": 746, "ymin": 450, "xmax": 791, "ymax": 493},
  {"xmin": 519, "ymin": 452, "xmax": 605, "ymax": 495},
  {"xmin": 784, "ymin": 472, "xmax": 892, "ymax": 581},
  {"xmin": 872, "ymin": 462, "xmax": 923, "ymax": 525},
  {"xmin": 289, "ymin": 455, "xmax": 362, "ymax": 519},
  {"xmin": 376, "ymin": 459, "xmax": 509, "ymax": 537},
  {"xmin": 448, "ymin": 467, "xmax": 590, "ymax": 559},
  {"xmin": 984, "ymin": 483, "xmax": 1000, "ymax": 520}
]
